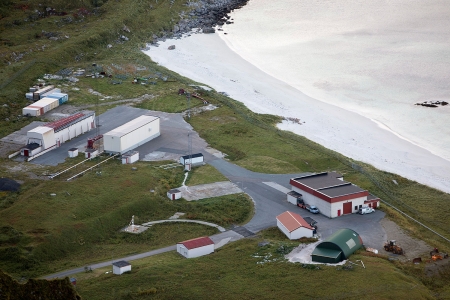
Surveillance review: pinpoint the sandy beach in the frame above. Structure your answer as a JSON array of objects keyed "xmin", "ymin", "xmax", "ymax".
[{"xmin": 143, "ymin": 31, "xmax": 450, "ymax": 193}]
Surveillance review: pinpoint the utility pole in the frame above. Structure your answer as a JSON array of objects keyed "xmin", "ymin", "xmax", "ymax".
[{"xmin": 186, "ymin": 92, "xmax": 191, "ymax": 120}]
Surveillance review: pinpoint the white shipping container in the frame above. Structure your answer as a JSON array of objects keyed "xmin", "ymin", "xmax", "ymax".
[
  {"xmin": 103, "ymin": 115, "xmax": 160, "ymax": 154},
  {"xmin": 22, "ymin": 106, "xmax": 42, "ymax": 117}
]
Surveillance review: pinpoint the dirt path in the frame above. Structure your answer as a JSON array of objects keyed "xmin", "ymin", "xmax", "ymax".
[{"xmin": 380, "ymin": 218, "xmax": 431, "ymax": 260}]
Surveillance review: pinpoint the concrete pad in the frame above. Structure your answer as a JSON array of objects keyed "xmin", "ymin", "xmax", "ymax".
[
  {"xmin": 121, "ymin": 225, "xmax": 149, "ymax": 234},
  {"xmin": 214, "ymin": 237, "xmax": 232, "ymax": 249},
  {"xmin": 179, "ymin": 181, "xmax": 242, "ymax": 201}
]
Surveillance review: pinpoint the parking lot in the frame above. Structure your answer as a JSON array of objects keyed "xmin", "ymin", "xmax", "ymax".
[{"xmin": 20, "ymin": 106, "xmax": 211, "ymax": 166}]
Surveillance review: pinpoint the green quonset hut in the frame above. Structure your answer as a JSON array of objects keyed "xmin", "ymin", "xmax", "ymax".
[{"xmin": 311, "ymin": 228, "xmax": 363, "ymax": 263}]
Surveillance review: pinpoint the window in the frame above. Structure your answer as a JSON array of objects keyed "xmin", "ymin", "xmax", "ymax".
[
  {"xmin": 354, "ymin": 206, "xmax": 358, "ymax": 211},
  {"xmin": 359, "ymin": 205, "xmax": 362, "ymax": 209}
]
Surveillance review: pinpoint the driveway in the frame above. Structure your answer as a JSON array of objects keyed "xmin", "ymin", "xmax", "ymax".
[{"xmin": 208, "ymin": 159, "xmax": 386, "ymax": 249}]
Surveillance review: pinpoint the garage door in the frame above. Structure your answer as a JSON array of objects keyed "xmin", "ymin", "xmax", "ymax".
[{"xmin": 343, "ymin": 202, "xmax": 352, "ymax": 215}]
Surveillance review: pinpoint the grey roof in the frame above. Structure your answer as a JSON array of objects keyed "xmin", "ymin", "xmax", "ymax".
[
  {"xmin": 291, "ymin": 172, "xmax": 366, "ymax": 198},
  {"xmin": 181, "ymin": 153, "xmax": 203, "ymax": 159},
  {"xmin": 318, "ymin": 183, "xmax": 365, "ymax": 197},
  {"xmin": 112, "ymin": 260, "xmax": 130, "ymax": 268},
  {"xmin": 367, "ymin": 193, "xmax": 380, "ymax": 200},
  {"xmin": 168, "ymin": 188, "xmax": 181, "ymax": 194},
  {"xmin": 287, "ymin": 190, "xmax": 302, "ymax": 197},
  {"xmin": 292, "ymin": 172, "xmax": 344, "ymax": 190}
]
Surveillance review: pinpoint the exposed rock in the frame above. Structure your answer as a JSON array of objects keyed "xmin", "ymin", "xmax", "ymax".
[
  {"xmin": 202, "ymin": 27, "xmax": 215, "ymax": 34},
  {"xmin": 168, "ymin": 45, "xmax": 176, "ymax": 50}
]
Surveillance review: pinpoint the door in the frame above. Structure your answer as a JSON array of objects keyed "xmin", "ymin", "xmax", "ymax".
[
  {"xmin": 24, "ymin": 149, "xmax": 29, "ymax": 157},
  {"xmin": 373, "ymin": 202, "xmax": 378, "ymax": 209},
  {"xmin": 343, "ymin": 202, "xmax": 352, "ymax": 215},
  {"xmin": 337, "ymin": 209, "xmax": 341, "ymax": 217}
]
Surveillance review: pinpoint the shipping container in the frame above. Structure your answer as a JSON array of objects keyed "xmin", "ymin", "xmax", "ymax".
[
  {"xmin": 47, "ymin": 92, "xmax": 68, "ymax": 105},
  {"xmin": 32, "ymin": 85, "xmax": 54, "ymax": 101},
  {"xmin": 22, "ymin": 106, "xmax": 42, "ymax": 117}
]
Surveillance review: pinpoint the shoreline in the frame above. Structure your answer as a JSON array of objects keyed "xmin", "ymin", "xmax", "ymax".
[{"xmin": 143, "ymin": 31, "xmax": 450, "ymax": 194}]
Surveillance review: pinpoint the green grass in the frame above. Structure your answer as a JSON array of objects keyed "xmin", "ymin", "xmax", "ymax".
[
  {"xmin": 0, "ymin": 0, "xmax": 449, "ymax": 297},
  {"xmin": 74, "ymin": 231, "xmax": 434, "ymax": 300},
  {"xmin": 185, "ymin": 164, "xmax": 228, "ymax": 186},
  {"xmin": 0, "ymin": 160, "xmax": 252, "ymax": 278}
]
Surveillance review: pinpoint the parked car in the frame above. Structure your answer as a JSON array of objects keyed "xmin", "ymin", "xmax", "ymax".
[
  {"xmin": 308, "ymin": 205, "xmax": 320, "ymax": 214},
  {"xmin": 359, "ymin": 206, "xmax": 375, "ymax": 214}
]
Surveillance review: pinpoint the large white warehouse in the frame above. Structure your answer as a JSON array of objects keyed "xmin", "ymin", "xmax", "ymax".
[
  {"xmin": 103, "ymin": 115, "xmax": 160, "ymax": 154},
  {"xmin": 21, "ymin": 113, "xmax": 95, "ymax": 157}
]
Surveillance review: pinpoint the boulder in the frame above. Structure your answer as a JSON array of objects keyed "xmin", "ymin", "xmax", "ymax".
[
  {"xmin": 202, "ymin": 27, "xmax": 215, "ymax": 34},
  {"xmin": 168, "ymin": 45, "xmax": 176, "ymax": 50}
]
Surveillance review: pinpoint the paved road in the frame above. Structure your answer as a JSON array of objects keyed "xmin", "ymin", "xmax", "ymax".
[{"xmin": 42, "ymin": 245, "xmax": 176, "ymax": 280}]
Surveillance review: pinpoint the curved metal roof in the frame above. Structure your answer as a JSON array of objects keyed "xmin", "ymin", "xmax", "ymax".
[{"xmin": 313, "ymin": 228, "xmax": 363, "ymax": 259}]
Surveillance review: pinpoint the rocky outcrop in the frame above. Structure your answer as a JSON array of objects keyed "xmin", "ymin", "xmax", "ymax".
[
  {"xmin": 415, "ymin": 100, "xmax": 449, "ymax": 108},
  {"xmin": 150, "ymin": 0, "xmax": 249, "ymax": 45}
]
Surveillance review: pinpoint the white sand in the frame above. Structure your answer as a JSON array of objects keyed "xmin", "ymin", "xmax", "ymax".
[{"xmin": 143, "ymin": 32, "xmax": 450, "ymax": 193}]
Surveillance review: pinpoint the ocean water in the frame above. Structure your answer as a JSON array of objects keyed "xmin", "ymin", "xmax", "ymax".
[{"xmin": 221, "ymin": 0, "xmax": 450, "ymax": 161}]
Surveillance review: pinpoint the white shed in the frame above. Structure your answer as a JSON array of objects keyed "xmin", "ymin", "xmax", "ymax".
[
  {"xmin": 112, "ymin": 261, "xmax": 131, "ymax": 275},
  {"xmin": 167, "ymin": 188, "xmax": 182, "ymax": 200},
  {"xmin": 180, "ymin": 153, "xmax": 204, "ymax": 166},
  {"xmin": 103, "ymin": 115, "xmax": 160, "ymax": 154},
  {"xmin": 287, "ymin": 190, "xmax": 303, "ymax": 205},
  {"xmin": 122, "ymin": 151, "xmax": 139, "ymax": 164},
  {"xmin": 68, "ymin": 148, "xmax": 79, "ymax": 158},
  {"xmin": 177, "ymin": 236, "xmax": 214, "ymax": 258},
  {"xmin": 85, "ymin": 148, "xmax": 98, "ymax": 159},
  {"xmin": 276, "ymin": 211, "xmax": 314, "ymax": 240}
]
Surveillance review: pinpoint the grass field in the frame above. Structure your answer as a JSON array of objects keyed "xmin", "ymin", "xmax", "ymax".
[
  {"xmin": 0, "ymin": 160, "xmax": 253, "ymax": 278},
  {"xmin": 0, "ymin": 0, "xmax": 449, "ymax": 298},
  {"xmin": 74, "ymin": 229, "xmax": 435, "ymax": 300}
]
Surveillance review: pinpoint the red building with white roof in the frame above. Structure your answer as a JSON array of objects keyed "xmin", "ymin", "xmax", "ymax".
[
  {"xmin": 276, "ymin": 211, "xmax": 315, "ymax": 240},
  {"xmin": 177, "ymin": 236, "xmax": 215, "ymax": 258},
  {"xmin": 289, "ymin": 172, "xmax": 380, "ymax": 218}
]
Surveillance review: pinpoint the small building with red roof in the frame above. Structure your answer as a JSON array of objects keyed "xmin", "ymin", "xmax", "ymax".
[
  {"xmin": 177, "ymin": 236, "xmax": 215, "ymax": 258},
  {"xmin": 276, "ymin": 211, "xmax": 315, "ymax": 240}
]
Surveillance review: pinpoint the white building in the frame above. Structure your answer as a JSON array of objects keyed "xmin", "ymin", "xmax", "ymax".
[
  {"xmin": 68, "ymin": 148, "xmax": 78, "ymax": 158},
  {"xmin": 177, "ymin": 236, "xmax": 214, "ymax": 258},
  {"xmin": 289, "ymin": 172, "xmax": 380, "ymax": 218},
  {"xmin": 121, "ymin": 151, "xmax": 139, "ymax": 164},
  {"xmin": 21, "ymin": 113, "xmax": 95, "ymax": 157},
  {"xmin": 112, "ymin": 261, "xmax": 131, "ymax": 275},
  {"xmin": 103, "ymin": 115, "xmax": 160, "ymax": 154},
  {"xmin": 180, "ymin": 153, "xmax": 204, "ymax": 166},
  {"xmin": 167, "ymin": 188, "xmax": 182, "ymax": 200},
  {"xmin": 276, "ymin": 211, "xmax": 315, "ymax": 240}
]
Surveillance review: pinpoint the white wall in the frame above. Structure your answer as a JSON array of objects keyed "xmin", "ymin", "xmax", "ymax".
[
  {"xmin": 330, "ymin": 196, "xmax": 368, "ymax": 218},
  {"xmin": 177, "ymin": 243, "xmax": 214, "ymax": 258},
  {"xmin": 277, "ymin": 219, "xmax": 314, "ymax": 239},
  {"xmin": 287, "ymin": 194, "xmax": 297, "ymax": 205},
  {"xmin": 292, "ymin": 186, "xmax": 332, "ymax": 217},
  {"xmin": 104, "ymin": 118, "xmax": 160, "ymax": 154},
  {"xmin": 113, "ymin": 265, "xmax": 131, "ymax": 275},
  {"xmin": 54, "ymin": 115, "xmax": 94, "ymax": 144}
]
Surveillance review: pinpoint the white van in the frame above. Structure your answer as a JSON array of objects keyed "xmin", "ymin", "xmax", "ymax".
[{"xmin": 359, "ymin": 207, "xmax": 375, "ymax": 214}]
